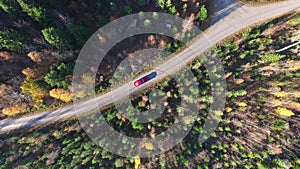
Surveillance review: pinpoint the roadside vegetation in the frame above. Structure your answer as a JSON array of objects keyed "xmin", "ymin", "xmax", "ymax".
[
  {"xmin": 0, "ymin": 12, "xmax": 299, "ymax": 169},
  {"xmin": 240, "ymin": 0, "xmax": 287, "ymax": 6}
]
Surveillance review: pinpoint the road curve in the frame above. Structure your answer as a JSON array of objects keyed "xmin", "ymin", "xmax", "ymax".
[{"xmin": 0, "ymin": 0, "xmax": 299, "ymax": 134}]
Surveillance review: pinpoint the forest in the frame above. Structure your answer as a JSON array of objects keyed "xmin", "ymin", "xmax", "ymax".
[
  {"xmin": 0, "ymin": 0, "xmax": 210, "ymax": 119},
  {"xmin": 0, "ymin": 0, "xmax": 300, "ymax": 168},
  {"xmin": 0, "ymin": 4, "xmax": 299, "ymax": 167}
]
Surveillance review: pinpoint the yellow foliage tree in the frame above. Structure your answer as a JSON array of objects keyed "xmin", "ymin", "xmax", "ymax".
[
  {"xmin": 2, "ymin": 104, "xmax": 27, "ymax": 116},
  {"xmin": 143, "ymin": 142, "xmax": 154, "ymax": 151},
  {"xmin": 275, "ymin": 107, "xmax": 294, "ymax": 117},
  {"xmin": 20, "ymin": 77, "xmax": 46, "ymax": 103},
  {"xmin": 273, "ymin": 92, "xmax": 288, "ymax": 98},
  {"xmin": 49, "ymin": 88, "xmax": 73, "ymax": 102},
  {"xmin": 134, "ymin": 157, "xmax": 141, "ymax": 169},
  {"xmin": 225, "ymin": 107, "xmax": 233, "ymax": 113},
  {"xmin": 236, "ymin": 102, "xmax": 247, "ymax": 107}
]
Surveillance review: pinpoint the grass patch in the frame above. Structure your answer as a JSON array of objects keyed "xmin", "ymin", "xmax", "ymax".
[
  {"xmin": 239, "ymin": 0, "xmax": 287, "ymax": 7},
  {"xmin": 289, "ymin": 13, "xmax": 300, "ymax": 26},
  {"xmin": 260, "ymin": 53, "xmax": 285, "ymax": 64}
]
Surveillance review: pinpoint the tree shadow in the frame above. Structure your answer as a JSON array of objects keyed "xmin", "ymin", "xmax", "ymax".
[
  {"xmin": 212, "ymin": 0, "xmax": 243, "ymax": 24},
  {"xmin": 0, "ymin": 106, "xmax": 74, "ymax": 137}
]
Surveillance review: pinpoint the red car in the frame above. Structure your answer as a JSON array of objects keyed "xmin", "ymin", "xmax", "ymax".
[{"xmin": 134, "ymin": 72, "xmax": 157, "ymax": 87}]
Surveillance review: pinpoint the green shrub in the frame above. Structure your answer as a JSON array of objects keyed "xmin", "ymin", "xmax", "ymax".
[
  {"xmin": 124, "ymin": 6, "xmax": 133, "ymax": 15},
  {"xmin": 114, "ymin": 159, "xmax": 124, "ymax": 168},
  {"xmin": 260, "ymin": 53, "xmax": 285, "ymax": 64},
  {"xmin": 272, "ymin": 159, "xmax": 291, "ymax": 169},
  {"xmin": 144, "ymin": 19, "xmax": 152, "ymax": 27},
  {"xmin": 156, "ymin": 0, "xmax": 165, "ymax": 9},
  {"xmin": 165, "ymin": 0, "xmax": 171, "ymax": 8},
  {"xmin": 44, "ymin": 61, "xmax": 74, "ymax": 89},
  {"xmin": 227, "ymin": 90, "xmax": 247, "ymax": 98},
  {"xmin": 131, "ymin": 121, "xmax": 144, "ymax": 130},
  {"xmin": 198, "ymin": 5, "xmax": 208, "ymax": 21},
  {"xmin": 271, "ymin": 119, "xmax": 286, "ymax": 131},
  {"xmin": 0, "ymin": 0, "xmax": 20, "ymax": 18},
  {"xmin": 67, "ymin": 24, "xmax": 92, "ymax": 47},
  {"xmin": 290, "ymin": 13, "xmax": 300, "ymax": 26},
  {"xmin": 168, "ymin": 6, "xmax": 177, "ymax": 15},
  {"xmin": 0, "ymin": 29, "xmax": 24, "ymax": 53},
  {"xmin": 41, "ymin": 27, "xmax": 72, "ymax": 50},
  {"xmin": 17, "ymin": 0, "xmax": 55, "ymax": 27}
]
